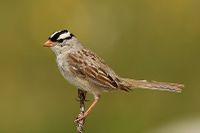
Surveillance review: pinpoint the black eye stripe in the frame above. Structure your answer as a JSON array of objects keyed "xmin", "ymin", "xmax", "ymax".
[
  {"xmin": 49, "ymin": 32, "xmax": 58, "ymax": 41},
  {"xmin": 57, "ymin": 39, "xmax": 64, "ymax": 43}
]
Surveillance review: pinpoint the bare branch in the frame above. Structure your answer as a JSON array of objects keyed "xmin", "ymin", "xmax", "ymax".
[{"xmin": 75, "ymin": 89, "xmax": 87, "ymax": 133}]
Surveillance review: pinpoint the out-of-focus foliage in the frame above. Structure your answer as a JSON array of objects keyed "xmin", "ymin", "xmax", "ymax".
[{"xmin": 0, "ymin": 0, "xmax": 199, "ymax": 133}]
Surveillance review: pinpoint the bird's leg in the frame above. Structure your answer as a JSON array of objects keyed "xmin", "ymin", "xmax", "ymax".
[
  {"xmin": 84, "ymin": 98, "xmax": 99, "ymax": 117},
  {"xmin": 75, "ymin": 98, "xmax": 99, "ymax": 122}
]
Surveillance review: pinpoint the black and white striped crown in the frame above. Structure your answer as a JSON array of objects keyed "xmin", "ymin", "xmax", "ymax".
[{"xmin": 49, "ymin": 30, "xmax": 74, "ymax": 43}]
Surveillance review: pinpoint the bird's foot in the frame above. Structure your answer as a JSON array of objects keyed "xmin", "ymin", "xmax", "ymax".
[{"xmin": 74, "ymin": 113, "xmax": 86, "ymax": 123}]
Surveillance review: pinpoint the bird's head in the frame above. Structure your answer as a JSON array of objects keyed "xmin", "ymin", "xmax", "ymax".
[
  {"xmin": 43, "ymin": 29, "xmax": 75, "ymax": 47},
  {"xmin": 44, "ymin": 29, "xmax": 82, "ymax": 55}
]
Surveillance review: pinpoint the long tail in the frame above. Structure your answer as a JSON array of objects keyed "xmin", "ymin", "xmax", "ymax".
[{"xmin": 120, "ymin": 78, "xmax": 184, "ymax": 93}]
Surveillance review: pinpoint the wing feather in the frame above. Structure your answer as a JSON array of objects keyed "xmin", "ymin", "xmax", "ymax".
[{"xmin": 67, "ymin": 49, "xmax": 120, "ymax": 89}]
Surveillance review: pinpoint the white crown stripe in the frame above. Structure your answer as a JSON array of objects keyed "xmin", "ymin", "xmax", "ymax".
[{"xmin": 58, "ymin": 32, "xmax": 71, "ymax": 40}]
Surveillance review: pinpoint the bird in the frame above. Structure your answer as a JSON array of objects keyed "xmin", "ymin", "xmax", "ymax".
[{"xmin": 43, "ymin": 29, "xmax": 184, "ymax": 122}]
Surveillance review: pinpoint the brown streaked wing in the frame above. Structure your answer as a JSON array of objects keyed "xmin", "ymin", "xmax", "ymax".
[
  {"xmin": 67, "ymin": 49, "xmax": 120, "ymax": 89},
  {"xmin": 85, "ymin": 65, "xmax": 119, "ymax": 88}
]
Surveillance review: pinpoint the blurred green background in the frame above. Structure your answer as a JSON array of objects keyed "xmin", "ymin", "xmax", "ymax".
[{"xmin": 0, "ymin": 0, "xmax": 200, "ymax": 133}]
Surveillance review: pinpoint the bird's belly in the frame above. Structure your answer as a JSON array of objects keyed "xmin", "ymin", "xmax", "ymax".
[
  {"xmin": 57, "ymin": 62, "xmax": 96, "ymax": 91},
  {"xmin": 56, "ymin": 55, "xmax": 104, "ymax": 97},
  {"xmin": 64, "ymin": 71, "xmax": 103, "ymax": 96}
]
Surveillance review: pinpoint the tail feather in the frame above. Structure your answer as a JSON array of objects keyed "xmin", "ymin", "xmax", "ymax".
[{"xmin": 121, "ymin": 78, "xmax": 184, "ymax": 93}]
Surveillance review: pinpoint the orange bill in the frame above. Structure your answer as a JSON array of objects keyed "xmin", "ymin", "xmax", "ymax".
[{"xmin": 43, "ymin": 40, "xmax": 54, "ymax": 47}]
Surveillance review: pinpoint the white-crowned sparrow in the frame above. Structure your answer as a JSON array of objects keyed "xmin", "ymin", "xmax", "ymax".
[{"xmin": 43, "ymin": 29, "xmax": 184, "ymax": 121}]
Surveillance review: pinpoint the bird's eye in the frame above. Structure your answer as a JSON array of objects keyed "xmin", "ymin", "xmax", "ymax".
[{"xmin": 57, "ymin": 39, "xmax": 64, "ymax": 43}]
